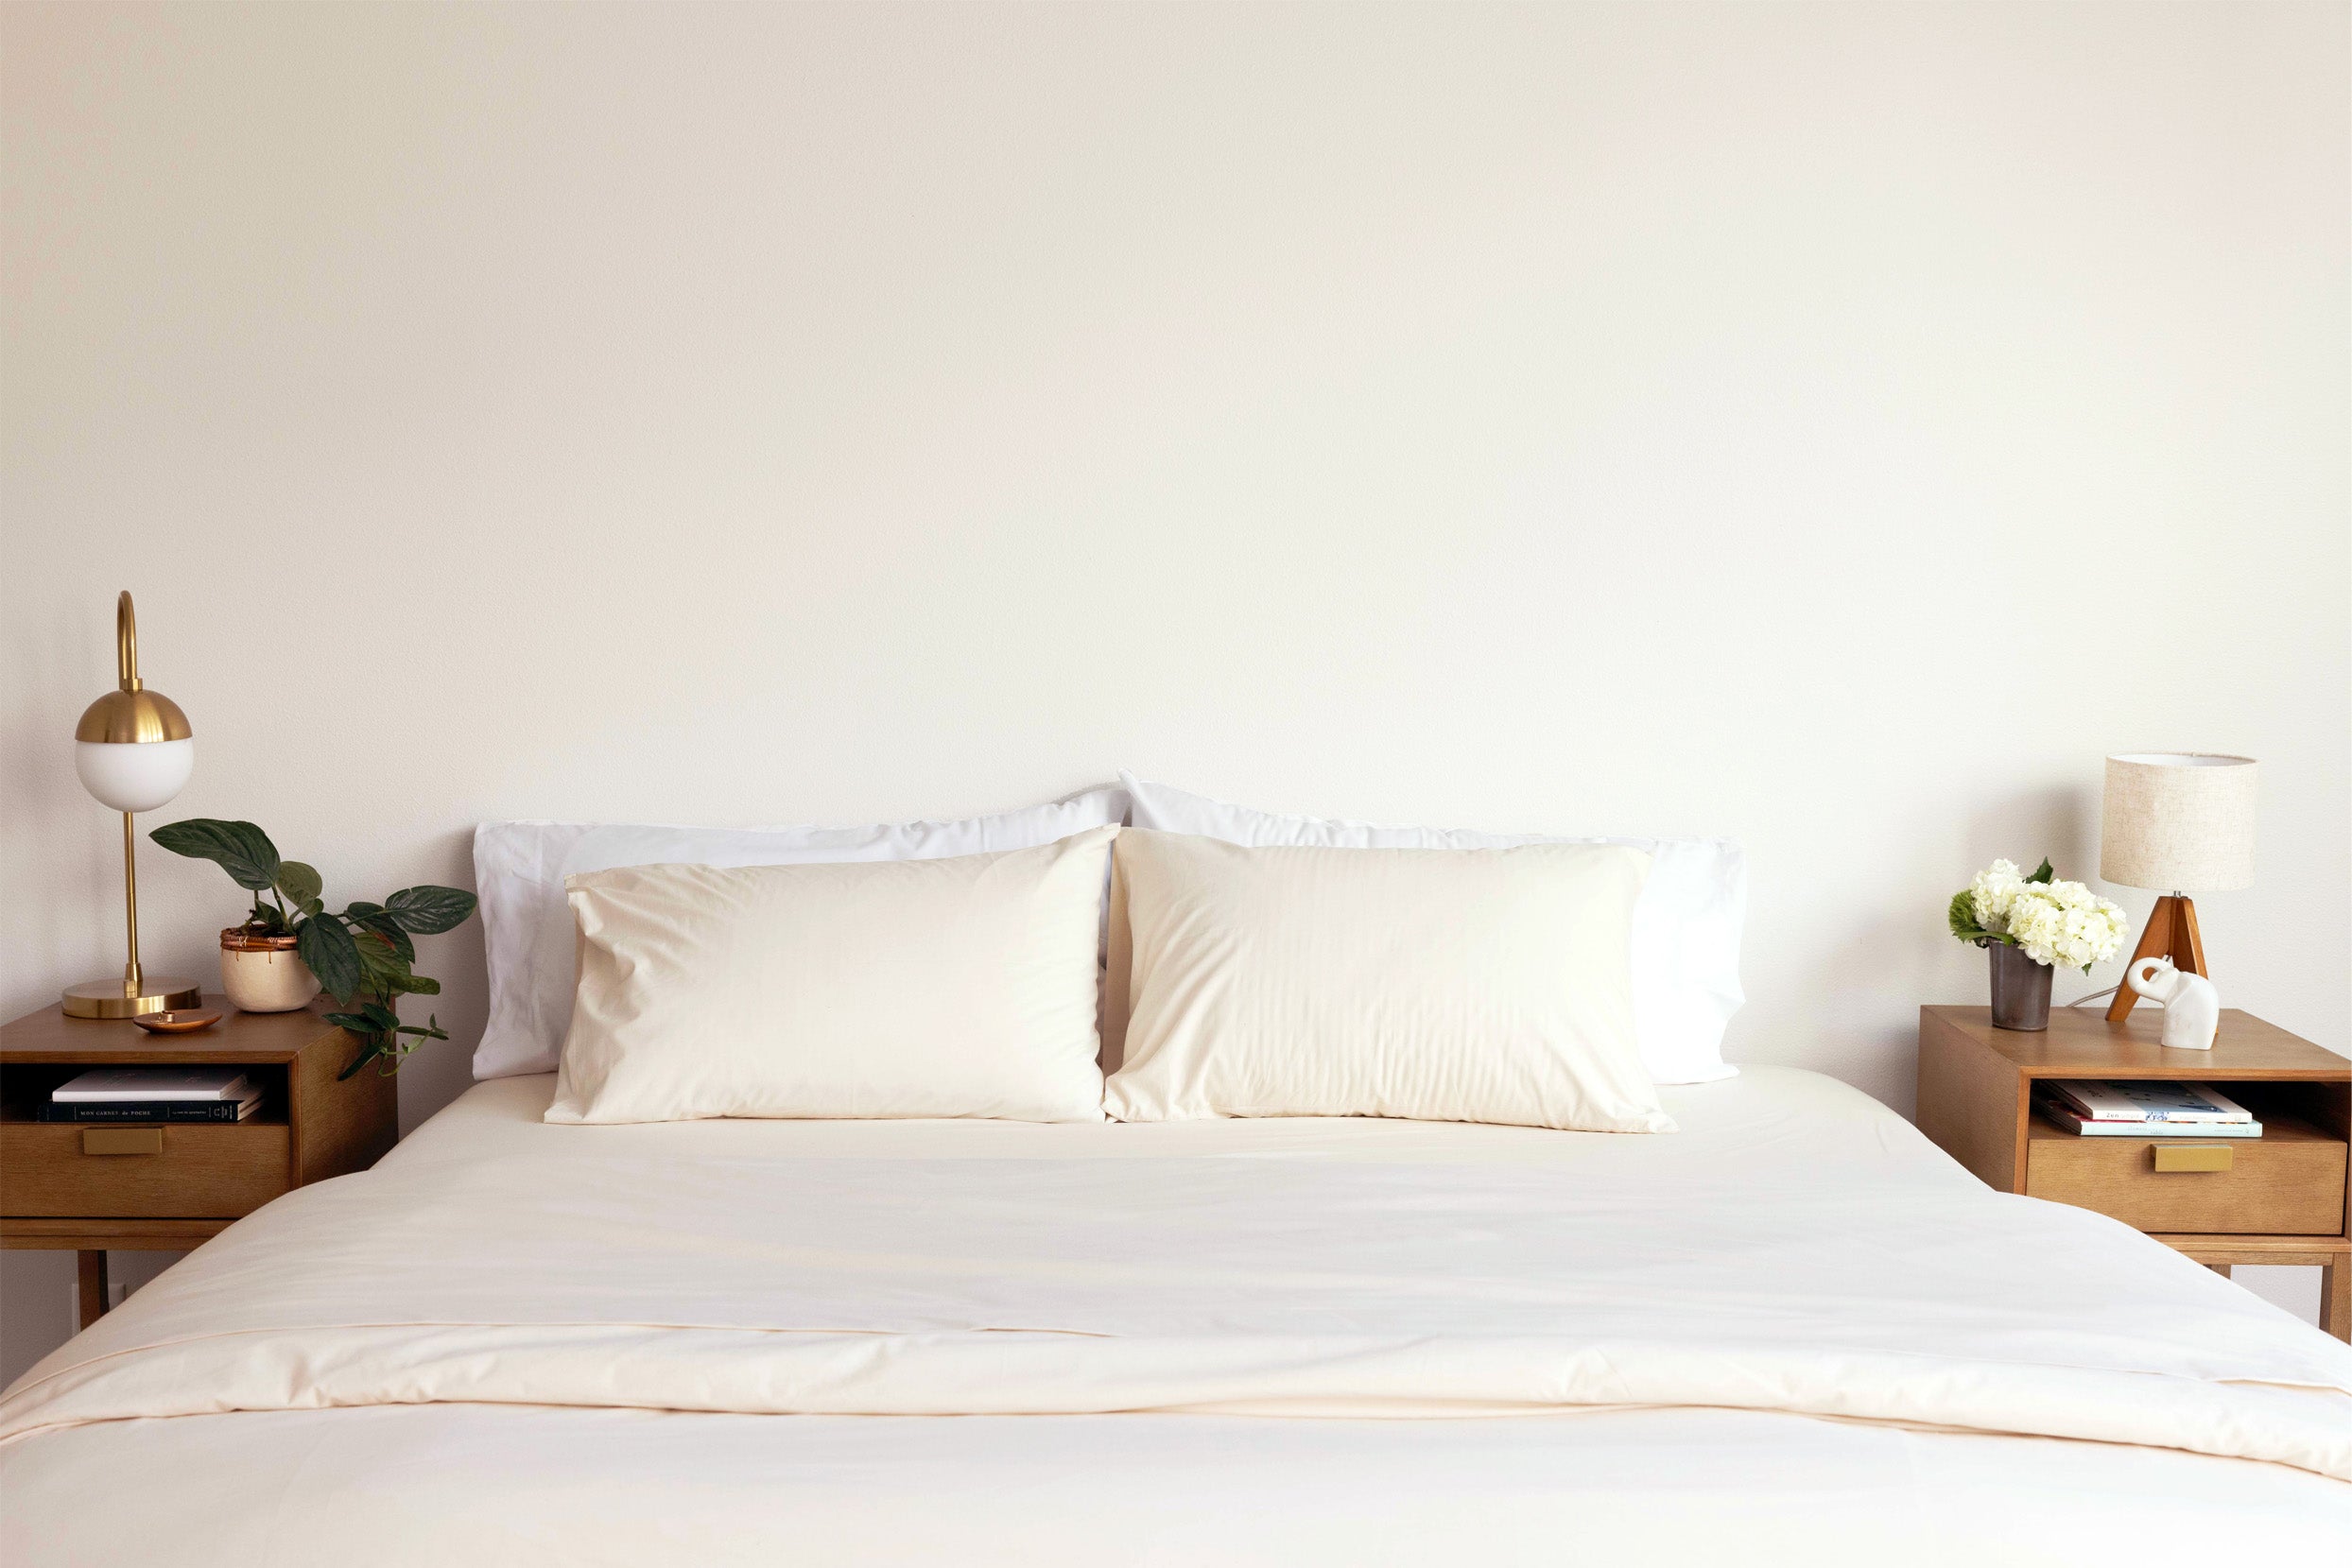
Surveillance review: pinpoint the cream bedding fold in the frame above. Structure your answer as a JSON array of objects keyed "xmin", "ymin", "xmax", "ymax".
[{"xmin": 7, "ymin": 1141, "xmax": 2350, "ymax": 1478}]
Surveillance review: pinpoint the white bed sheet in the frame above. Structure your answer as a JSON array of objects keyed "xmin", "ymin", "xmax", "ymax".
[{"xmin": 4, "ymin": 1068, "xmax": 2347, "ymax": 1566}]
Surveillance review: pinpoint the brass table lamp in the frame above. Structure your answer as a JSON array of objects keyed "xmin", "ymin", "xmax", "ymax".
[{"xmin": 63, "ymin": 592, "xmax": 201, "ymax": 1019}]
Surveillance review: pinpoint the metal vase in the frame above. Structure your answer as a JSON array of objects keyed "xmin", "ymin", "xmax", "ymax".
[{"xmin": 1987, "ymin": 941, "xmax": 2053, "ymax": 1031}]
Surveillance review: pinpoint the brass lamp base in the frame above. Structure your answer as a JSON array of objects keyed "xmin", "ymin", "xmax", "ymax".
[{"xmin": 62, "ymin": 976, "xmax": 202, "ymax": 1020}]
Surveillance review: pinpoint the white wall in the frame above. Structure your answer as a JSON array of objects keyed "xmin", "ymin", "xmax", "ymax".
[{"xmin": 4, "ymin": 1, "xmax": 2344, "ymax": 1381}]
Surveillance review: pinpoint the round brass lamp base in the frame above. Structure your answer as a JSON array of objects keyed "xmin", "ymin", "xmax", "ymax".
[{"xmin": 61, "ymin": 976, "xmax": 203, "ymax": 1020}]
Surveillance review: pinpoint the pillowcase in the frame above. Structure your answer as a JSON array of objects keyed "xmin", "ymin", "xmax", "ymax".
[
  {"xmin": 547, "ymin": 827, "xmax": 1118, "ymax": 1125},
  {"xmin": 1103, "ymin": 831, "xmax": 1674, "ymax": 1133},
  {"xmin": 1119, "ymin": 773, "xmax": 1743, "ymax": 1084},
  {"xmin": 474, "ymin": 784, "xmax": 1128, "ymax": 1079}
]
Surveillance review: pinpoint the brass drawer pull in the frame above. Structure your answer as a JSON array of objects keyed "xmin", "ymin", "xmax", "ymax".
[
  {"xmin": 80, "ymin": 1127, "xmax": 164, "ymax": 1156},
  {"xmin": 2153, "ymin": 1144, "xmax": 2233, "ymax": 1174}
]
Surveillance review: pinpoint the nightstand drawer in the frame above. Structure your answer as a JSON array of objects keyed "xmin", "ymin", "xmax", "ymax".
[
  {"xmin": 0, "ymin": 1121, "xmax": 292, "ymax": 1218},
  {"xmin": 2025, "ymin": 1118, "xmax": 2345, "ymax": 1234}
]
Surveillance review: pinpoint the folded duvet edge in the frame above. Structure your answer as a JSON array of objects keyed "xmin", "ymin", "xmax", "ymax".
[{"xmin": 5, "ymin": 1321, "xmax": 2348, "ymax": 1484}]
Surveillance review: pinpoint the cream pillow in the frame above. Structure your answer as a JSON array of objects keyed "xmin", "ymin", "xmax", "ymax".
[
  {"xmin": 474, "ymin": 784, "xmax": 1129, "ymax": 1081},
  {"xmin": 547, "ymin": 827, "xmax": 1116, "ymax": 1125},
  {"xmin": 1104, "ymin": 831, "xmax": 1673, "ymax": 1133},
  {"xmin": 1118, "ymin": 773, "xmax": 1744, "ymax": 1085}
]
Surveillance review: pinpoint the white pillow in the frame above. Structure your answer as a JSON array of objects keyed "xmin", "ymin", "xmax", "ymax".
[
  {"xmin": 547, "ymin": 828, "xmax": 1117, "ymax": 1125},
  {"xmin": 1120, "ymin": 774, "xmax": 1743, "ymax": 1084},
  {"xmin": 1103, "ymin": 832, "xmax": 1672, "ymax": 1133},
  {"xmin": 473, "ymin": 785, "xmax": 1128, "ymax": 1079}
]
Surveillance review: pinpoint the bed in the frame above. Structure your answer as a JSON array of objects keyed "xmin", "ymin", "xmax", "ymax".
[{"xmin": 4, "ymin": 1064, "xmax": 2347, "ymax": 1564}]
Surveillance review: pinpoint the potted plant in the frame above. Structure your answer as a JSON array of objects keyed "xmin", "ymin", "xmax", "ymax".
[
  {"xmin": 151, "ymin": 818, "xmax": 477, "ymax": 1077},
  {"xmin": 1948, "ymin": 857, "xmax": 2128, "ymax": 1030}
]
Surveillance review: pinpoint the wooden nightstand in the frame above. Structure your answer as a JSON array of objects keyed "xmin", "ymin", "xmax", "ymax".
[
  {"xmin": 1917, "ymin": 1005, "xmax": 2350, "ymax": 1339},
  {"xmin": 1, "ymin": 997, "xmax": 394, "ymax": 1329}
]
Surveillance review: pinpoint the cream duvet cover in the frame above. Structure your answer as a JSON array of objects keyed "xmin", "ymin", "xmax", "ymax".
[{"xmin": 4, "ymin": 1067, "xmax": 2348, "ymax": 1564}]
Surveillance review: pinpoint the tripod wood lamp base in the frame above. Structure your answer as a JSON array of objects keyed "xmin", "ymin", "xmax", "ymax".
[
  {"xmin": 2105, "ymin": 895, "xmax": 2207, "ymax": 1023},
  {"xmin": 2097, "ymin": 752, "xmax": 2256, "ymax": 1026}
]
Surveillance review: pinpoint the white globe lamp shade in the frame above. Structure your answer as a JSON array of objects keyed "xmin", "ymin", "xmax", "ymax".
[{"xmin": 75, "ymin": 736, "xmax": 196, "ymax": 813}]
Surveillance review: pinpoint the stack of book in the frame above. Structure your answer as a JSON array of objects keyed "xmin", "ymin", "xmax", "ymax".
[
  {"xmin": 2034, "ymin": 1079, "xmax": 2261, "ymax": 1138},
  {"xmin": 39, "ymin": 1067, "xmax": 263, "ymax": 1124}
]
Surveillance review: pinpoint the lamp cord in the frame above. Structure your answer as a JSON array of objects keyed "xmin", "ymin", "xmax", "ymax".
[{"xmin": 2067, "ymin": 982, "xmax": 2125, "ymax": 1009}]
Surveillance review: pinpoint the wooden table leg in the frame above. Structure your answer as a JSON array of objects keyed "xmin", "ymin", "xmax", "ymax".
[
  {"xmin": 2325, "ymin": 1256, "xmax": 2350, "ymax": 1343},
  {"xmin": 76, "ymin": 1249, "xmax": 106, "ymax": 1331},
  {"xmin": 2205, "ymin": 1262, "xmax": 2232, "ymax": 1278}
]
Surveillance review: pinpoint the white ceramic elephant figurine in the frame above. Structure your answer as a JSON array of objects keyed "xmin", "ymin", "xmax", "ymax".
[{"xmin": 2127, "ymin": 957, "xmax": 2221, "ymax": 1050}]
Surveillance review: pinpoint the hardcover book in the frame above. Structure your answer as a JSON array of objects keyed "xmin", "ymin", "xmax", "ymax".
[
  {"xmin": 2035, "ymin": 1096, "xmax": 2262, "ymax": 1138},
  {"xmin": 39, "ymin": 1093, "xmax": 263, "ymax": 1124},
  {"xmin": 2044, "ymin": 1079, "xmax": 2253, "ymax": 1124},
  {"xmin": 50, "ymin": 1068, "xmax": 252, "ymax": 1103}
]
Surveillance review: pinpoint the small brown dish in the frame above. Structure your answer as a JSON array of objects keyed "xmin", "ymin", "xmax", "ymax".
[{"xmin": 130, "ymin": 1008, "xmax": 225, "ymax": 1034}]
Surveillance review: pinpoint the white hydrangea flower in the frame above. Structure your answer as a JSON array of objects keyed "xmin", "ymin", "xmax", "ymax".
[
  {"xmin": 1953, "ymin": 858, "xmax": 2129, "ymax": 972},
  {"xmin": 2004, "ymin": 880, "xmax": 2129, "ymax": 971},
  {"xmin": 1969, "ymin": 859, "xmax": 2026, "ymax": 934}
]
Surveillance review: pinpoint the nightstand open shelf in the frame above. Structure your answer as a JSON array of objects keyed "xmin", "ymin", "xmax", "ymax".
[
  {"xmin": 0, "ymin": 1060, "xmax": 292, "ymax": 1126},
  {"xmin": 1917, "ymin": 1005, "xmax": 2350, "ymax": 1339},
  {"xmin": 0, "ymin": 997, "xmax": 396, "ymax": 1329}
]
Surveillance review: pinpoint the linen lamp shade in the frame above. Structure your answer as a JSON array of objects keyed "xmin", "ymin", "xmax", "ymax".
[{"xmin": 2099, "ymin": 753, "xmax": 2257, "ymax": 893}]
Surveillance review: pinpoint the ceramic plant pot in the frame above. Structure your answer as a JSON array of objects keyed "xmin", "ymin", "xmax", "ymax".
[
  {"xmin": 1986, "ymin": 941, "xmax": 2053, "ymax": 1031},
  {"xmin": 219, "ymin": 928, "xmax": 321, "ymax": 1012}
]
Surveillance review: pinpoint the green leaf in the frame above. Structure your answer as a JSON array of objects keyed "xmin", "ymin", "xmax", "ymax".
[
  {"xmin": 353, "ymin": 928, "xmax": 412, "ymax": 990},
  {"xmin": 392, "ymin": 972, "xmax": 441, "ymax": 996},
  {"xmin": 337, "ymin": 1042, "xmax": 387, "ymax": 1082},
  {"xmin": 296, "ymin": 913, "xmax": 362, "ymax": 1001},
  {"xmin": 352, "ymin": 909, "xmax": 416, "ymax": 964},
  {"xmin": 1947, "ymin": 889, "xmax": 1986, "ymax": 942},
  {"xmin": 299, "ymin": 897, "xmax": 324, "ymax": 918},
  {"xmin": 273, "ymin": 860, "xmax": 322, "ymax": 907},
  {"xmin": 1948, "ymin": 889, "xmax": 2016, "ymax": 947},
  {"xmin": 334, "ymin": 1003, "xmax": 445, "ymax": 1077},
  {"xmin": 385, "ymin": 886, "xmax": 477, "ymax": 936},
  {"xmin": 148, "ymin": 819, "xmax": 281, "ymax": 891},
  {"xmin": 2026, "ymin": 857, "xmax": 2055, "ymax": 885}
]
